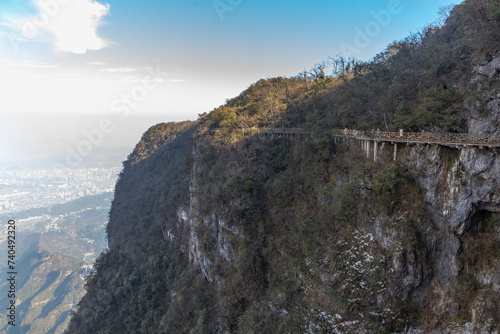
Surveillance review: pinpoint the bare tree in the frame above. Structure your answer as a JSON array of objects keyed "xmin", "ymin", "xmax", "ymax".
[
  {"xmin": 328, "ymin": 55, "xmax": 359, "ymax": 77},
  {"xmin": 309, "ymin": 62, "xmax": 327, "ymax": 83},
  {"xmin": 438, "ymin": 4, "xmax": 455, "ymax": 25}
]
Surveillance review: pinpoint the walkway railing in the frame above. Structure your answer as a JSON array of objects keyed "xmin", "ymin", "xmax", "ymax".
[{"xmin": 331, "ymin": 129, "xmax": 500, "ymax": 147}]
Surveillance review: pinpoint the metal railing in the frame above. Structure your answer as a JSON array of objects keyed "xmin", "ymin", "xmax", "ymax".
[{"xmin": 332, "ymin": 129, "xmax": 500, "ymax": 147}]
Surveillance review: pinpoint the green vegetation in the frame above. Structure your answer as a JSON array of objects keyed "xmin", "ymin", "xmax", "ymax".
[
  {"xmin": 373, "ymin": 164, "xmax": 398, "ymax": 197},
  {"xmin": 128, "ymin": 121, "xmax": 193, "ymax": 165}
]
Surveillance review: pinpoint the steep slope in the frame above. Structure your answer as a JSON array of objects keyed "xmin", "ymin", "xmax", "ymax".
[
  {"xmin": 66, "ymin": 122, "xmax": 222, "ymax": 333},
  {"xmin": 0, "ymin": 234, "xmax": 88, "ymax": 334},
  {"xmin": 0, "ymin": 194, "xmax": 110, "ymax": 334},
  {"xmin": 68, "ymin": 1, "xmax": 500, "ymax": 332}
]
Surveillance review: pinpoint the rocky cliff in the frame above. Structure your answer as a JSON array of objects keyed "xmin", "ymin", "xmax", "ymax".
[{"xmin": 67, "ymin": 122, "xmax": 500, "ymax": 333}]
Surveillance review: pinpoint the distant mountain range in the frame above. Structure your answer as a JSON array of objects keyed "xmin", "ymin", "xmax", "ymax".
[
  {"xmin": 0, "ymin": 236, "xmax": 87, "ymax": 334},
  {"xmin": 0, "ymin": 193, "xmax": 111, "ymax": 333}
]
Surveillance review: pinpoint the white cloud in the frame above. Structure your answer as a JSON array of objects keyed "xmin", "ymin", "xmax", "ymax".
[
  {"xmin": 0, "ymin": 58, "xmax": 60, "ymax": 69},
  {"xmin": 88, "ymin": 61, "xmax": 107, "ymax": 65},
  {"xmin": 0, "ymin": 22, "xmax": 15, "ymax": 29},
  {"xmin": 100, "ymin": 67, "xmax": 137, "ymax": 73},
  {"xmin": 119, "ymin": 75, "xmax": 138, "ymax": 82},
  {"xmin": 100, "ymin": 66, "xmax": 153, "ymax": 73},
  {"xmin": 0, "ymin": 22, "xmax": 13, "ymax": 37},
  {"xmin": 22, "ymin": 0, "xmax": 110, "ymax": 54}
]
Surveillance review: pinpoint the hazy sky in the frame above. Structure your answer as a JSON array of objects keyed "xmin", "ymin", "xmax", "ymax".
[{"xmin": 0, "ymin": 0, "xmax": 462, "ymax": 166}]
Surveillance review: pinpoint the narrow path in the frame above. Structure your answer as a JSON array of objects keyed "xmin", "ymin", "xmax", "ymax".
[{"xmin": 260, "ymin": 128, "xmax": 500, "ymax": 148}]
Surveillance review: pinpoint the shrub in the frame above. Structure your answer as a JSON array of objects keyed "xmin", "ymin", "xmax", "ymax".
[{"xmin": 373, "ymin": 165, "xmax": 398, "ymax": 196}]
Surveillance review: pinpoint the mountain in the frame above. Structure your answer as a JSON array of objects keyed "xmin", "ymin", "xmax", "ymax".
[
  {"xmin": 0, "ymin": 234, "xmax": 88, "ymax": 334},
  {"xmin": 67, "ymin": 1, "xmax": 500, "ymax": 333},
  {"xmin": 0, "ymin": 193, "xmax": 110, "ymax": 333}
]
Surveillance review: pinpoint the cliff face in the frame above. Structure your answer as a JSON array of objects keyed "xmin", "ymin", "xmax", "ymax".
[
  {"xmin": 173, "ymin": 144, "xmax": 238, "ymax": 283},
  {"xmin": 67, "ymin": 122, "xmax": 500, "ymax": 334},
  {"xmin": 67, "ymin": 122, "xmax": 223, "ymax": 333},
  {"xmin": 175, "ymin": 135, "xmax": 500, "ymax": 332},
  {"xmin": 403, "ymin": 144, "xmax": 499, "ymax": 324}
]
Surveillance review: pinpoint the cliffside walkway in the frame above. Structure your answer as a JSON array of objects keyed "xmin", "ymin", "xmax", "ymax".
[
  {"xmin": 331, "ymin": 129, "xmax": 500, "ymax": 147},
  {"xmin": 259, "ymin": 128, "xmax": 500, "ymax": 161},
  {"xmin": 260, "ymin": 128, "xmax": 500, "ymax": 147}
]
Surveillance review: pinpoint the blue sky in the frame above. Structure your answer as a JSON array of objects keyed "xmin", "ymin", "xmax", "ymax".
[{"xmin": 0, "ymin": 0, "xmax": 462, "ymax": 163}]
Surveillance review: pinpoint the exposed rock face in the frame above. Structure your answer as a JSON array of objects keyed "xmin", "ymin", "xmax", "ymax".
[
  {"xmin": 176, "ymin": 206, "xmax": 237, "ymax": 282},
  {"xmin": 173, "ymin": 146, "xmax": 237, "ymax": 282},
  {"xmin": 407, "ymin": 146, "xmax": 500, "ymax": 231},
  {"xmin": 469, "ymin": 52, "xmax": 500, "ymax": 137},
  {"xmin": 396, "ymin": 143, "xmax": 500, "ymax": 321},
  {"xmin": 382, "ymin": 54, "xmax": 500, "ymax": 321},
  {"xmin": 476, "ymin": 51, "xmax": 500, "ymax": 79}
]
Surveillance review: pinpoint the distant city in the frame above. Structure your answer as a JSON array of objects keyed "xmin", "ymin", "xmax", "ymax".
[{"xmin": 0, "ymin": 167, "xmax": 120, "ymax": 215}]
